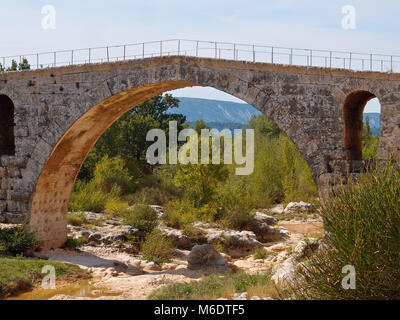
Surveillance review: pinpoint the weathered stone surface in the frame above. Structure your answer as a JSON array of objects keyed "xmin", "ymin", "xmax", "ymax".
[
  {"xmin": 0, "ymin": 56, "xmax": 398, "ymax": 249},
  {"xmin": 187, "ymin": 244, "xmax": 227, "ymax": 270}
]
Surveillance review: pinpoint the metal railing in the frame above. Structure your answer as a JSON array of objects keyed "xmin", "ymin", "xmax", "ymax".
[{"xmin": 1, "ymin": 39, "xmax": 399, "ymax": 73}]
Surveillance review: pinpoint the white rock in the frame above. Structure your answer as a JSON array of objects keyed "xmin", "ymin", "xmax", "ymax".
[{"xmin": 283, "ymin": 201, "xmax": 316, "ymax": 214}]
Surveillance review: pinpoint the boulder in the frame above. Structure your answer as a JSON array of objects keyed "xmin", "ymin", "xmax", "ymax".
[
  {"xmin": 271, "ymin": 257, "xmax": 296, "ymax": 284},
  {"xmin": 283, "ymin": 201, "xmax": 316, "ymax": 214},
  {"xmin": 245, "ymin": 213, "xmax": 289, "ymax": 243},
  {"xmin": 187, "ymin": 244, "xmax": 227, "ymax": 270}
]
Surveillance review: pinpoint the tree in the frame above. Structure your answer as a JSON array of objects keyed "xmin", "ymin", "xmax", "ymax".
[
  {"xmin": 173, "ymin": 120, "xmax": 229, "ymax": 207},
  {"xmin": 18, "ymin": 58, "xmax": 30, "ymax": 70},
  {"xmin": 362, "ymin": 116, "xmax": 379, "ymax": 160},
  {"xmin": 78, "ymin": 94, "xmax": 186, "ymax": 181},
  {"xmin": 6, "ymin": 60, "xmax": 18, "ymax": 71}
]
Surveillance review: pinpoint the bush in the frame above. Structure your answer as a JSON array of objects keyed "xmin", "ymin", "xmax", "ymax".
[
  {"xmin": 69, "ymin": 181, "xmax": 108, "ymax": 213},
  {"xmin": 123, "ymin": 205, "xmax": 158, "ymax": 233},
  {"xmin": 141, "ymin": 229, "xmax": 175, "ymax": 264},
  {"xmin": 67, "ymin": 213, "xmax": 88, "ymax": 226},
  {"xmin": 63, "ymin": 237, "xmax": 85, "ymax": 250},
  {"xmin": 92, "ymin": 156, "xmax": 137, "ymax": 194},
  {"xmin": 284, "ymin": 163, "xmax": 400, "ymax": 300},
  {"xmin": 163, "ymin": 199, "xmax": 199, "ymax": 229},
  {"xmin": 105, "ymin": 199, "xmax": 129, "ymax": 217},
  {"xmin": 0, "ymin": 225, "xmax": 40, "ymax": 256},
  {"xmin": 217, "ymin": 179, "xmax": 255, "ymax": 230}
]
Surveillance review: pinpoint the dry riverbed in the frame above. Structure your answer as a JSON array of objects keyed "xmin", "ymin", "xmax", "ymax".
[{"xmin": 7, "ymin": 203, "xmax": 324, "ymax": 300}]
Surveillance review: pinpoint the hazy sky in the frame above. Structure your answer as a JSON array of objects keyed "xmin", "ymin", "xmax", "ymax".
[{"xmin": 1, "ymin": 0, "xmax": 397, "ymax": 112}]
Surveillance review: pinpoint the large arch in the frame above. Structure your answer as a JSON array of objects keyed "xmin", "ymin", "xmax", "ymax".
[{"xmin": 26, "ymin": 64, "xmax": 322, "ymax": 249}]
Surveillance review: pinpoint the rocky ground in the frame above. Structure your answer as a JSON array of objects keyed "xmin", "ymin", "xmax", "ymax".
[{"xmin": 29, "ymin": 202, "xmax": 323, "ymax": 300}]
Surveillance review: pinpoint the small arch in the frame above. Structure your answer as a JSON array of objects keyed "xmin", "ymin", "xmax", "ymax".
[
  {"xmin": 343, "ymin": 90, "xmax": 376, "ymax": 160},
  {"xmin": 0, "ymin": 94, "xmax": 15, "ymax": 156}
]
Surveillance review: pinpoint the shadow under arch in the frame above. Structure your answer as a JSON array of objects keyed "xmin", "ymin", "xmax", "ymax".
[
  {"xmin": 29, "ymin": 79, "xmax": 316, "ymax": 249},
  {"xmin": 0, "ymin": 94, "xmax": 16, "ymax": 156},
  {"xmin": 343, "ymin": 90, "xmax": 379, "ymax": 161}
]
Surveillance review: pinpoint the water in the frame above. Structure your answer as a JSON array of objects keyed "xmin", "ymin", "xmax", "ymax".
[{"xmin": 5, "ymin": 281, "xmax": 122, "ymax": 300}]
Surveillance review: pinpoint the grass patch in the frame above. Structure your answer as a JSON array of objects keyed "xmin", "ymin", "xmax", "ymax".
[
  {"xmin": 0, "ymin": 256, "xmax": 89, "ymax": 299},
  {"xmin": 67, "ymin": 213, "xmax": 88, "ymax": 227},
  {"xmin": 148, "ymin": 271, "xmax": 278, "ymax": 300},
  {"xmin": 253, "ymin": 247, "xmax": 268, "ymax": 260}
]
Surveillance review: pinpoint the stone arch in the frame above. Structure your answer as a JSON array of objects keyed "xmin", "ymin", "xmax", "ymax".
[
  {"xmin": 343, "ymin": 90, "xmax": 378, "ymax": 161},
  {"xmin": 0, "ymin": 94, "xmax": 15, "ymax": 156},
  {"xmin": 24, "ymin": 58, "xmax": 322, "ymax": 249}
]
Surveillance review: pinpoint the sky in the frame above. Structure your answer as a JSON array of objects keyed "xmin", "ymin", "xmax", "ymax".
[{"xmin": 1, "ymin": 0, "xmax": 397, "ymax": 112}]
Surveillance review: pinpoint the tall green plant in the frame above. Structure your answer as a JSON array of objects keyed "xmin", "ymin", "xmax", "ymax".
[{"xmin": 285, "ymin": 162, "xmax": 400, "ymax": 300}]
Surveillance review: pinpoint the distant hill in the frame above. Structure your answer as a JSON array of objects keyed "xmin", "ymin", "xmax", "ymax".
[
  {"xmin": 170, "ymin": 97, "xmax": 380, "ymax": 135},
  {"xmin": 171, "ymin": 97, "xmax": 261, "ymax": 124}
]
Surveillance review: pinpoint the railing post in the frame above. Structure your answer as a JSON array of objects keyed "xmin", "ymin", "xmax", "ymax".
[
  {"xmin": 370, "ymin": 54, "xmax": 373, "ymax": 70},
  {"xmin": 196, "ymin": 41, "xmax": 199, "ymax": 57},
  {"xmin": 362, "ymin": 59, "xmax": 364, "ymax": 71},
  {"xmin": 330, "ymin": 51, "xmax": 332, "ymax": 68},
  {"xmin": 71, "ymin": 50, "xmax": 74, "ymax": 65},
  {"xmin": 54, "ymin": 52, "xmax": 56, "ymax": 67},
  {"xmin": 233, "ymin": 43, "xmax": 236, "ymax": 60},
  {"xmin": 178, "ymin": 40, "xmax": 181, "ymax": 55},
  {"xmin": 310, "ymin": 50, "xmax": 312, "ymax": 66},
  {"xmin": 107, "ymin": 47, "xmax": 109, "ymax": 62},
  {"xmin": 253, "ymin": 45, "xmax": 255, "ymax": 62},
  {"xmin": 215, "ymin": 42, "xmax": 217, "ymax": 59},
  {"xmin": 123, "ymin": 45, "xmax": 126, "ymax": 60},
  {"xmin": 381, "ymin": 60, "xmax": 383, "ymax": 72},
  {"xmin": 349, "ymin": 52, "xmax": 352, "ymax": 69},
  {"xmin": 290, "ymin": 48, "xmax": 293, "ymax": 65},
  {"xmin": 89, "ymin": 48, "xmax": 91, "ymax": 63},
  {"xmin": 37, "ymin": 54, "xmax": 39, "ymax": 69},
  {"xmin": 391, "ymin": 56, "xmax": 393, "ymax": 72},
  {"xmin": 271, "ymin": 47, "xmax": 274, "ymax": 63},
  {"xmin": 160, "ymin": 41, "xmax": 163, "ymax": 57},
  {"xmin": 143, "ymin": 43, "xmax": 145, "ymax": 58}
]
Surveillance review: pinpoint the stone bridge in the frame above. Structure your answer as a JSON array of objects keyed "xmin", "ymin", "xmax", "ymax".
[{"xmin": 0, "ymin": 56, "xmax": 399, "ymax": 249}]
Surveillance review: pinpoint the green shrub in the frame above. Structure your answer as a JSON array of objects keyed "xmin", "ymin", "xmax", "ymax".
[
  {"xmin": 92, "ymin": 156, "xmax": 137, "ymax": 194},
  {"xmin": 105, "ymin": 199, "xmax": 129, "ymax": 217},
  {"xmin": 0, "ymin": 225, "xmax": 40, "ymax": 256},
  {"xmin": 63, "ymin": 237, "xmax": 85, "ymax": 250},
  {"xmin": 69, "ymin": 181, "xmax": 108, "ymax": 213},
  {"xmin": 141, "ymin": 229, "xmax": 175, "ymax": 264},
  {"xmin": 149, "ymin": 271, "xmax": 277, "ymax": 300},
  {"xmin": 253, "ymin": 247, "xmax": 268, "ymax": 260},
  {"xmin": 164, "ymin": 199, "xmax": 199, "ymax": 229},
  {"xmin": 217, "ymin": 179, "xmax": 255, "ymax": 230},
  {"xmin": 123, "ymin": 205, "xmax": 158, "ymax": 233},
  {"xmin": 284, "ymin": 163, "xmax": 400, "ymax": 300},
  {"xmin": 67, "ymin": 213, "xmax": 88, "ymax": 226}
]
